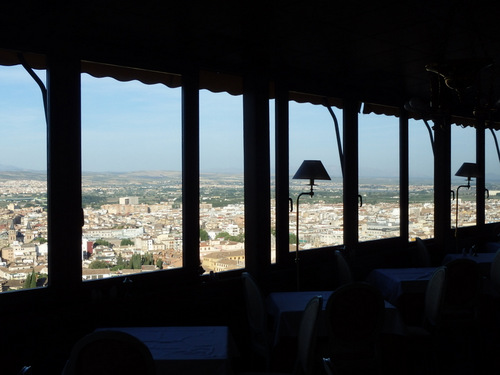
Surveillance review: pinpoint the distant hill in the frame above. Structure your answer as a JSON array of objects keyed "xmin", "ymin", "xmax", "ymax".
[
  {"xmin": 1, "ymin": 168, "xmax": 500, "ymax": 184},
  {"xmin": 0, "ymin": 164, "xmax": 24, "ymax": 172},
  {"xmin": 0, "ymin": 170, "xmax": 47, "ymax": 181}
]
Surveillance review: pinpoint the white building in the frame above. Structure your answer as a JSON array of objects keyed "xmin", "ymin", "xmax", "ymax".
[{"xmin": 119, "ymin": 196, "xmax": 139, "ymax": 205}]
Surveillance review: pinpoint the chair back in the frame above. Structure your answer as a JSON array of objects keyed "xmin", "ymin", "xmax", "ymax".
[
  {"xmin": 294, "ymin": 295, "xmax": 323, "ymax": 375},
  {"xmin": 326, "ymin": 282, "xmax": 385, "ymax": 347},
  {"xmin": 423, "ymin": 266, "xmax": 447, "ymax": 328},
  {"xmin": 325, "ymin": 282, "xmax": 385, "ymax": 373},
  {"xmin": 414, "ymin": 237, "xmax": 431, "ymax": 267},
  {"xmin": 241, "ymin": 272, "xmax": 271, "ymax": 368},
  {"xmin": 444, "ymin": 258, "xmax": 479, "ymax": 306},
  {"xmin": 441, "ymin": 258, "xmax": 480, "ymax": 326},
  {"xmin": 62, "ymin": 330, "xmax": 155, "ymax": 375},
  {"xmin": 334, "ymin": 250, "xmax": 353, "ymax": 286},
  {"xmin": 490, "ymin": 250, "xmax": 500, "ymax": 294}
]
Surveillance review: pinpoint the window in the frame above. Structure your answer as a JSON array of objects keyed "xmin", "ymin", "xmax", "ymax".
[
  {"xmin": 485, "ymin": 129, "xmax": 500, "ymax": 224},
  {"xmin": 358, "ymin": 112, "xmax": 400, "ymax": 241},
  {"xmin": 81, "ymin": 72, "xmax": 182, "ymax": 278},
  {"xmin": 0, "ymin": 63, "xmax": 47, "ymax": 292},
  {"xmin": 289, "ymin": 101, "xmax": 342, "ymax": 251},
  {"xmin": 409, "ymin": 118, "xmax": 435, "ymax": 240},
  {"xmin": 270, "ymin": 99, "xmax": 276, "ymax": 263},
  {"xmin": 199, "ymin": 90, "xmax": 245, "ymax": 273},
  {"xmin": 451, "ymin": 126, "xmax": 476, "ymax": 230}
]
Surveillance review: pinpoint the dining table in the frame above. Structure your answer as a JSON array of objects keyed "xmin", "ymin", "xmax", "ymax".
[
  {"xmin": 266, "ymin": 289, "xmax": 407, "ymax": 347},
  {"xmin": 96, "ymin": 326, "xmax": 235, "ymax": 375},
  {"xmin": 365, "ymin": 267, "xmax": 438, "ymax": 325},
  {"xmin": 365, "ymin": 267, "xmax": 437, "ymax": 306},
  {"xmin": 485, "ymin": 241, "xmax": 500, "ymax": 253},
  {"xmin": 441, "ymin": 252, "xmax": 497, "ymax": 276}
]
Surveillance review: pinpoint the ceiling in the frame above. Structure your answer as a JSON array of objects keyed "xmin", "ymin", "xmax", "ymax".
[{"xmin": 2, "ymin": 0, "xmax": 500, "ymax": 127}]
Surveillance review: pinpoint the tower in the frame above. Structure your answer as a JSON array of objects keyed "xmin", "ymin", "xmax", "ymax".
[
  {"xmin": 25, "ymin": 221, "xmax": 34, "ymax": 243},
  {"xmin": 8, "ymin": 220, "xmax": 16, "ymax": 243}
]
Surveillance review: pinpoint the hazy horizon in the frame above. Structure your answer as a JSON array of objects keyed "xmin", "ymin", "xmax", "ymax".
[{"xmin": 1, "ymin": 165, "xmax": 499, "ymax": 185}]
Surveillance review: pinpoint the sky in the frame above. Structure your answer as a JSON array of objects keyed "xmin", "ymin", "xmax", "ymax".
[{"xmin": 1, "ymin": 64, "xmax": 500, "ymax": 181}]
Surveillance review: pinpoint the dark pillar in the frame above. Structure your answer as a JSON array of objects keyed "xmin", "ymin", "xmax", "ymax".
[
  {"xmin": 275, "ymin": 80, "xmax": 290, "ymax": 265},
  {"xmin": 476, "ymin": 117, "xmax": 486, "ymax": 241},
  {"xmin": 400, "ymin": 109, "xmax": 409, "ymax": 242},
  {"xmin": 343, "ymin": 99, "xmax": 359, "ymax": 255},
  {"xmin": 434, "ymin": 118, "xmax": 452, "ymax": 254},
  {"xmin": 182, "ymin": 71, "xmax": 200, "ymax": 275},
  {"xmin": 47, "ymin": 50, "xmax": 82, "ymax": 290},
  {"xmin": 243, "ymin": 73, "xmax": 271, "ymax": 277}
]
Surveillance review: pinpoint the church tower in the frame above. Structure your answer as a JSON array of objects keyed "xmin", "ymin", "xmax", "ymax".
[
  {"xmin": 8, "ymin": 220, "xmax": 16, "ymax": 243},
  {"xmin": 25, "ymin": 221, "xmax": 34, "ymax": 243}
]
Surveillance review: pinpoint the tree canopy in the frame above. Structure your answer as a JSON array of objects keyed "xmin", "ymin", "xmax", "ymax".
[
  {"xmin": 94, "ymin": 239, "xmax": 113, "ymax": 248},
  {"xmin": 89, "ymin": 260, "xmax": 110, "ymax": 269},
  {"xmin": 200, "ymin": 229, "xmax": 210, "ymax": 241},
  {"xmin": 23, "ymin": 270, "xmax": 37, "ymax": 289},
  {"xmin": 120, "ymin": 238, "xmax": 134, "ymax": 246}
]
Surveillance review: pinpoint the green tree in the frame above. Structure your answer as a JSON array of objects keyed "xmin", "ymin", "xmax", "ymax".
[
  {"xmin": 289, "ymin": 233, "xmax": 297, "ymax": 244},
  {"xmin": 94, "ymin": 239, "xmax": 113, "ymax": 248},
  {"xmin": 142, "ymin": 252, "xmax": 153, "ymax": 266},
  {"xmin": 227, "ymin": 233, "xmax": 244, "ymax": 242},
  {"xmin": 115, "ymin": 254, "xmax": 126, "ymax": 269},
  {"xmin": 200, "ymin": 229, "xmax": 210, "ymax": 241},
  {"xmin": 120, "ymin": 238, "xmax": 134, "ymax": 246},
  {"xmin": 23, "ymin": 270, "xmax": 37, "ymax": 289},
  {"xmin": 89, "ymin": 260, "xmax": 110, "ymax": 269},
  {"xmin": 23, "ymin": 272, "xmax": 32, "ymax": 289},
  {"xmin": 131, "ymin": 254, "xmax": 142, "ymax": 269},
  {"xmin": 216, "ymin": 231, "xmax": 244, "ymax": 242},
  {"xmin": 156, "ymin": 258, "xmax": 163, "ymax": 269},
  {"xmin": 216, "ymin": 231, "xmax": 230, "ymax": 239}
]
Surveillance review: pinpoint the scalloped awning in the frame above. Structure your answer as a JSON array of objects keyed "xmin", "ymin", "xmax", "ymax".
[{"xmin": 2, "ymin": 48, "xmax": 498, "ymax": 129}]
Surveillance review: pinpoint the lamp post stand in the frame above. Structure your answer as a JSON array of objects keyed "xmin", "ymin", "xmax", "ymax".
[{"xmin": 296, "ymin": 184, "xmax": 314, "ymax": 291}]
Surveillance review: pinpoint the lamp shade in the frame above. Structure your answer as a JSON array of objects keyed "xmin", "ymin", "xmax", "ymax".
[
  {"xmin": 455, "ymin": 162, "xmax": 481, "ymax": 179},
  {"xmin": 293, "ymin": 160, "xmax": 331, "ymax": 181}
]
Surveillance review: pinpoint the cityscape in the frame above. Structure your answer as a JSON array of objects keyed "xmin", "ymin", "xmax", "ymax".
[{"xmin": 0, "ymin": 170, "xmax": 499, "ymax": 292}]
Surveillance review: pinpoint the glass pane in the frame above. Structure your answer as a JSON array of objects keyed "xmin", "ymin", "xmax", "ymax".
[
  {"xmin": 0, "ymin": 63, "xmax": 47, "ymax": 292},
  {"xmin": 409, "ymin": 118, "xmax": 434, "ymax": 240},
  {"xmin": 451, "ymin": 126, "xmax": 476, "ymax": 231},
  {"xmin": 81, "ymin": 72, "xmax": 182, "ymax": 280},
  {"xmin": 485, "ymin": 129, "xmax": 500, "ymax": 224},
  {"xmin": 199, "ymin": 90, "xmax": 245, "ymax": 273},
  {"xmin": 270, "ymin": 99, "xmax": 276, "ymax": 263},
  {"xmin": 359, "ymin": 113, "xmax": 400, "ymax": 241},
  {"xmin": 289, "ymin": 101, "xmax": 342, "ymax": 251}
]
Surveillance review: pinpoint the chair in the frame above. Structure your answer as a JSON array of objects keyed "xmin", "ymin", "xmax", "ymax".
[
  {"xmin": 240, "ymin": 295, "xmax": 323, "ymax": 375},
  {"xmin": 441, "ymin": 257, "xmax": 480, "ymax": 326},
  {"xmin": 294, "ymin": 295, "xmax": 323, "ymax": 375},
  {"xmin": 490, "ymin": 249, "xmax": 500, "ymax": 294},
  {"xmin": 323, "ymin": 282, "xmax": 385, "ymax": 375},
  {"xmin": 413, "ymin": 237, "xmax": 431, "ymax": 267},
  {"xmin": 405, "ymin": 266, "xmax": 447, "ymax": 374},
  {"xmin": 17, "ymin": 366, "xmax": 32, "ymax": 374},
  {"xmin": 441, "ymin": 258, "xmax": 482, "ymax": 370},
  {"xmin": 242, "ymin": 272, "xmax": 272, "ymax": 371},
  {"xmin": 334, "ymin": 250, "xmax": 353, "ymax": 287},
  {"xmin": 61, "ymin": 330, "xmax": 155, "ymax": 375}
]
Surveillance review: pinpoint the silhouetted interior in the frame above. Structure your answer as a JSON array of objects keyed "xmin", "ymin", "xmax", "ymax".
[{"xmin": 2, "ymin": 1, "xmax": 500, "ymax": 374}]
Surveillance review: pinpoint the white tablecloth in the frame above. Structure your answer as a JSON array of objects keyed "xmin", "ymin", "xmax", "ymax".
[
  {"xmin": 98, "ymin": 326, "xmax": 234, "ymax": 375},
  {"xmin": 441, "ymin": 252, "xmax": 496, "ymax": 276},
  {"xmin": 365, "ymin": 267, "xmax": 437, "ymax": 305},
  {"xmin": 266, "ymin": 290, "xmax": 406, "ymax": 346}
]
